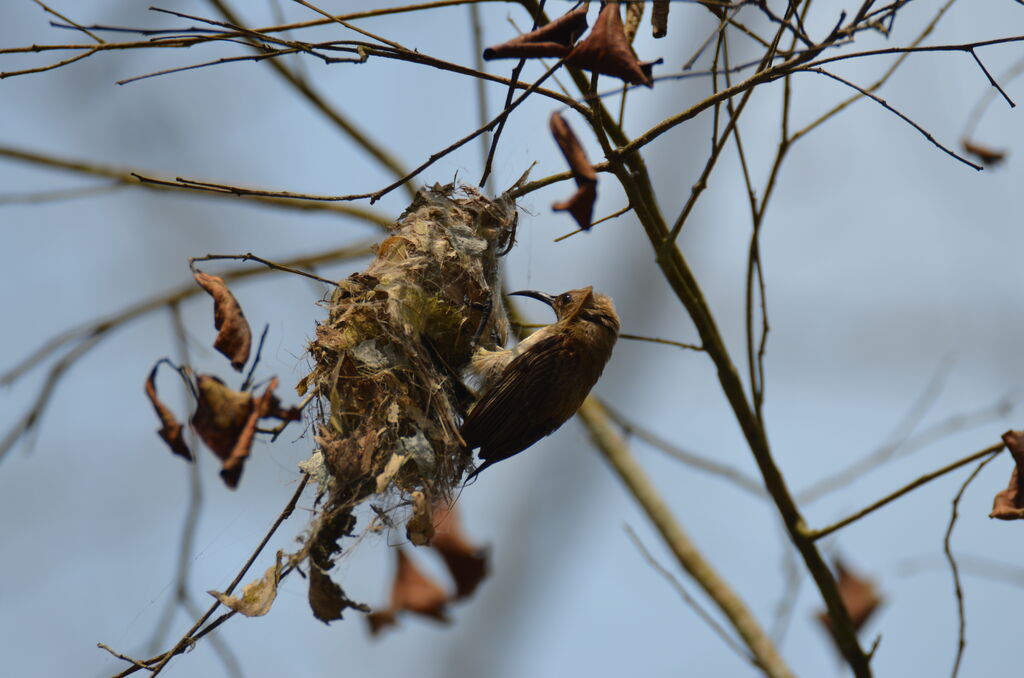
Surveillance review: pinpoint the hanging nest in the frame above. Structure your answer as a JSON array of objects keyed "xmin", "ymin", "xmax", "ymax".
[{"xmin": 293, "ymin": 184, "xmax": 516, "ymax": 621}]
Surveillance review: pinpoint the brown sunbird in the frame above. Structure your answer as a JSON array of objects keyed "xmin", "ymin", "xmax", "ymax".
[{"xmin": 462, "ymin": 287, "xmax": 619, "ymax": 480}]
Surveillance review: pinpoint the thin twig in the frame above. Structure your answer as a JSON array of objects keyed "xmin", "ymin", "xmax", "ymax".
[
  {"xmin": 0, "ymin": 333, "xmax": 103, "ymax": 462},
  {"xmin": 962, "ymin": 55, "xmax": 1024, "ymax": 140},
  {"xmin": 142, "ymin": 474, "xmax": 310, "ymax": 676},
  {"xmin": 578, "ymin": 398, "xmax": 795, "ymax": 678},
  {"xmin": 31, "ymin": 0, "xmax": 104, "ymax": 43},
  {"xmin": 0, "ymin": 144, "xmax": 393, "ymax": 225},
  {"xmin": 968, "ymin": 48, "xmax": 1015, "ymax": 108},
  {"xmin": 799, "ymin": 392, "xmax": 1016, "ymax": 504},
  {"xmin": 618, "ymin": 333, "xmax": 703, "ymax": 352},
  {"xmin": 205, "ymin": 0, "xmax": 416, "ymax": 197},
  {"xmin": 189, "ymin": 253, "xmax": 341, "ymax": 287},
  {"xmin": 479, "ymin": 0, "xmax": 545, "ymax": 187},
  {"xmin": 624, "ymin": 524, "xmax": 756, "ymax": 666},
  {"xmin": 944, "ymin": 452, "xmax": 1000, "ymax": 678},
  {"xmin": 97, "ymin": 644, "xmax": 150, "ymax": 670},
  {"xmin": 0, "ymin": 182, "xmax": 122, "ymax": 204},
  {"xmin": 468, "ymin": 3, "xmax": 492, "ymax": 193},
  {"xmin": 135, "ymin": 55, "xmax": 572, "ymax": 205},
  {"xmin": 0, "ymin": 45, "xmax": 100, "ymax": 79},
  {"xmin": 553, "ymin": 204, "xmax": 633, "ymax": 242},
  {"xmin": 770, "ymin": 531, "xmax": 803, "ymax": 644},
  {"xmin": 790, "ymin": 0, "xmax": 961, "ymax": 144},
  {"xmin": 808, "ymin": 444, "xmax": 1004, "ymax": 541},
  {"xmin": 602, "ymin": 402, "xmax": 765, "ymax": 498},
  {"xmin": 797, "ymin": 67, "xmax": 982, "ymax": 170},
  {"xmin": 507, "ymin": 161, "xmax": 610, "ymax": 199},
  {"xmin": 162, "ymin": 305, "xmax": 243, "ymax": 678}
]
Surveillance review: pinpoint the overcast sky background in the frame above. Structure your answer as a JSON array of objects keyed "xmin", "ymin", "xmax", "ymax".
[{"xmin": 2, "ymin": 1, "xmax": 1023, "ymax": 677}]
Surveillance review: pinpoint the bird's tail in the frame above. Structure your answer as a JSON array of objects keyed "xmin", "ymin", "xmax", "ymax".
[{"xmin": 462, "ymin": 458, "xmax": 497, "ymax": 486}]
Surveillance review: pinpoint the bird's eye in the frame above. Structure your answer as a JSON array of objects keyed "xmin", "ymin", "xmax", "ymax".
[{"xmin": 559, "ymin": 293, "xmax": 572, "ymax": 304}]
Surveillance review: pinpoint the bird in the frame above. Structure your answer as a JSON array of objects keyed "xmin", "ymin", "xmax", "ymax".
[{"xmin": 461, "ymin": 286, "xmax": 619, "ymax": 481}]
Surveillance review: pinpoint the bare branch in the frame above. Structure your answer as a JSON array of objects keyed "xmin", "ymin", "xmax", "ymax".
[
  {"xmin": 624, "ymin": 524, "xmax": 755, "ymax": 666},
  {"xmin": 944, "ymin": 453, "xmax": 1001, "ymax": 678},
  {"xmin": 809, "ymin": 444, "xmax": 1004, "ymax": 541},
  {"xmin": 578, "ymin": 398, "xmax": 795, "ymax": 678}
]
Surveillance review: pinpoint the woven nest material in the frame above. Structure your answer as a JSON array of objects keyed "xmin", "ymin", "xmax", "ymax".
[{"xmin": 293, "ymin": 184, "xmax": 516, "ymax": 620}]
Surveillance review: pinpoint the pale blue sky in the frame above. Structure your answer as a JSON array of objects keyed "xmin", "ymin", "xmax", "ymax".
[{"xmin": 2, "ymin": 2, "xmax": 1023, "ymax": 677}]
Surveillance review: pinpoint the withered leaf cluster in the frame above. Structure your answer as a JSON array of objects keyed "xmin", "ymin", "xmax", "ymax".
[
  {"xmin": 482, "ymin": 5, "xmax": 588, "ymax": 60},
  {"xmin": 817, "ymin": 560, "xmax": 883, "ymax": 642},
  {"xmin": 990, "ymin": 430, "xmax": 1024, "ymax": 520},
  {"xmin": 550, "ymin": 112, "xmax": 598, "ymax": 230},
  {"xmin": 368, "ymin": 505, "xmax": 488, "ymax": 635},
  {"xmin": 146, "ymin": 369, "xmax": 301, "ymax": 488},
  {"xmin": 192, "ymin": 375, "xmax": 300, "ymax": 487},
  {"xmin": 145, "ymin": 273, "xmax": 301, "ymax": 488},
  {"xmin": 484, "ymin": 3, "xmax": 661, "ymax": 87}
]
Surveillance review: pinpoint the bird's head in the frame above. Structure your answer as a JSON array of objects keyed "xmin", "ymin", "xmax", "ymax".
[{"xmin": 509, "ymin": 286, "xmax": 620, "ymax": 333}]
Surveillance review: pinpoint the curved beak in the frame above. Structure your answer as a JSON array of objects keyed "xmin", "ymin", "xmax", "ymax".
[{"xmin": 508, "ymin": 290, "xmax": 555, "ymax": 307}]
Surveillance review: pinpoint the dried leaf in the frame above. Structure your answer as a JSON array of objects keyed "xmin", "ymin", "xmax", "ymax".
[
  {"xmin": 483, "ymin": 6, "xmax": 588, "ymax": 60},
  {"xmin": 194, "ymin": 271, "xmax": 252, "ymax": 371},
  {"xmin": 566, "ymin": 2, "xmax": 662, "ymax": 87},
  {"xmin": 191, "ymin": 376, "xmax": 282, "ymax": 488},
  {"xmin": 367, "ymin": 548, "xmax": 449, "ymax": 635},
  {"xmin": 265, "ymin": 391, "xmax": 303, "ymax": 423},
  {"xmin": 208, "ymin": 551, "xmax": 282, "ymax": 617},
  {"xmin": 366, "ymin": 609, "xmax": 398, "ymax": 634},
  {"xmin": 818, "ymin": 560, "xmax": 883, "ymax": 635},
  {"xmin": 391, "ymin": 549, "xmax": 449, "ymax": 621},
  {"xmin": 990, "ymin": 430, "xmax": 1024, "ymax": 520},
  {"xmin": 309, "ymin": 564, "xmax": 369, "ymax": 623},
  {"xmin": 431, "ymin": 505, "xmax": 488, "ymax": 599},
  {"xmin": 550, "ymin": 113, "xmax": 598, "ymax": 230},
  {"xmin": 962, "ymin": 138, "xmax": 1007, "ymax": 167},
  {"xmin": 550, "ymin": 113, "xmax": 597, "ymax": 183},
  {"xmin": 652, "ymin": 0, "xmax": 670, "ymax": 39},
  {"xmin": 222, "ymin": 378, "xmax": 279, "ymax": 488},
  {"xmin": 192, "ymin": 375, "xmax": 253, "ymax": 460},
  {"xmin": 144, "ymin": 363, "xmax": 192, "ymax": 461},
  {"xmin": 552, "ymin": 182, "xmax": 598, "ymax": 232},
  {"xmin": 405, "ymin": 490, "xmax": 434, "ymax": 546}
]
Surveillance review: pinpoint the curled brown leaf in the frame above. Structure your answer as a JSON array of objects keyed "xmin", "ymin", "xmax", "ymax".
[
  {"xmin": 191, "ymin": 375, "xmax": 253, "ymax": 462},
  {"xmin": 430, "ymin": 505, "xmax": 488, "ymax": 600},
  {"xmin": 367, "ymin": 548, "xmax": 449, "ymax": 635},
  {"xmin": 990, "ymin": 430, "xmax": 1024, "ymax": 520},
  {"xmin": 962, "ymin": 138, "xmax": 1007, "ymax": 167},
  {"xmin": 309, "ymin": 564, "xmax": 369, "ymax": 624},
  {"xmin": 550, "ymin": 112, "xmax": 598, "ymax": 230},
  {"xmin": 566, "ymin": 2, "xmax": 662, "ymax": 87},
  {"xmin": 652, "ymin": 0, "xmax": 670, "ymax": 39},
  {"xmin": 817, "ymin": 560, "xmax": 883, "ymax": 637},
  {"xmin": 483, "ymin": 5, "xmax": 588, "ymax": 60},
  {"xmin": 144, "ymin": 362, "xmax": 192, "ymax": 461},
  {"xmin": 190, "ymin": 375, "xmax": 288, "ymax": 488},
  {"xmin": 194, "ymin": 271, "xmax": 252, "ymax": 371}
]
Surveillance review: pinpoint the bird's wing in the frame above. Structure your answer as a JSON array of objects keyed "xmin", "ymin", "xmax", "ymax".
[{"xmin": 460, "ymin": 332, "xmax": 576, "ymax": 461}]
